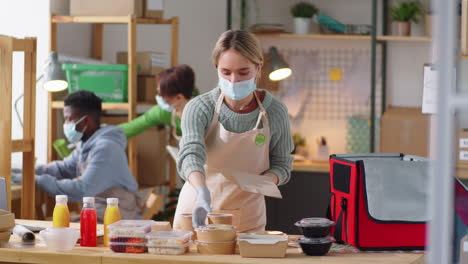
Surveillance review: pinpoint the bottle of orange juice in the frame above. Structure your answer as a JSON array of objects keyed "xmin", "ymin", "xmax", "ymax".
[
  {"xmin": 104, "ymin": 198, "xmax": 121, "ymax": 247},
  {"xmin": 52, "ymin": 195, "xmax": 70, "ymax": 227}
]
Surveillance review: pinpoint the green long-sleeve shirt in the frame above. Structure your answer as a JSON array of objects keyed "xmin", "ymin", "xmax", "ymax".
[{"xmin": 118, "ymin": 105, "xmax": 182, "ymax": 138}]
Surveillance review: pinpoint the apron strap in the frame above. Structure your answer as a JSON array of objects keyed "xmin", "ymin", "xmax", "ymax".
[
  {"xmin": 252, "ymin": 92, "xmax": 269, "ymax": 131},
  {"xmin": 205, "ymin": 92, "xmax": 224, "ymax": 138}
]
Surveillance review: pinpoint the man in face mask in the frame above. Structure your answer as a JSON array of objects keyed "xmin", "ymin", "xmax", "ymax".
[{"xmin": 35, "ymin": 91, "xmax": 141, "ymax": 221}]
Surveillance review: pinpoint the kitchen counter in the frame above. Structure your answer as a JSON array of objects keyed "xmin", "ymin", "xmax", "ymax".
[
  {"xmin": 292, "ymin": 160, "xmax": 330, "ymax": 173},
  {"xmin": 0, "ymin": 220, "xmax": 425, "ymax": 264}
]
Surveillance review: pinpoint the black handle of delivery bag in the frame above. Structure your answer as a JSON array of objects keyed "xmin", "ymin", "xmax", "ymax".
[
  {"xmin": 334, "ymin": 197, "xmax": 348, "ymax": 244},
  {"xmin": 332, "ymin": 153, "xmax": 403, "ymax": 159}
]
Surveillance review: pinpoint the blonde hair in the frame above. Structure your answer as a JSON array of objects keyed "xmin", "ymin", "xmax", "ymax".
[{"xmin": 212, "ymin": 30, "xmax": 263, "ymax": 68}]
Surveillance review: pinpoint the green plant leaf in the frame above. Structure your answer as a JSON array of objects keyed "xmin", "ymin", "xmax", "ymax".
[
  {"xmin": 390, "ymin": 1, "xmax": 424, "ymax": 22},
  {"xmin": 291, "ymin": 1, "xmax": 319, "ymax": 18}
]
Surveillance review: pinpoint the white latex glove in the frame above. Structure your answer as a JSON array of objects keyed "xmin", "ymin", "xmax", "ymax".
[{"xmin": 192, "ymin": 186, "xmax": 212, "ymax": 228}]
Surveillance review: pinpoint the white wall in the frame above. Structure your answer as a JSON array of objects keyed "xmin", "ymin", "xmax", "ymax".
[{"xmin": 0, "ymin": 0, "xmax": 51, "ymax": 167}]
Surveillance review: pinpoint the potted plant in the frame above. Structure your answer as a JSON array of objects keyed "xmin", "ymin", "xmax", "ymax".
[
  {"xmin": 390, "ymin": 1, "xmax": 424, "ymax": 36},
  {"xmin": 291, "ymin": 2, "xmax": 319, "ymax": 34},
  {"xmin": 292, "ymin": 133, "xmax": 307, "ymax": 156}
]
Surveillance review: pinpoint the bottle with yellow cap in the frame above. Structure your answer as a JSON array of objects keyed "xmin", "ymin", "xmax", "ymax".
[{"xmin": 103, "ymin": 198, "xmax": 121, "ymax": 247}]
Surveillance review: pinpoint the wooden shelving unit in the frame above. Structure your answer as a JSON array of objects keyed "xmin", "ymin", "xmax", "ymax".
[
  {"xmin": 51, "ymin": 101, "xmax": 156, "ymax": 110},
  {"xmin": 255, "ymin": 33, "xmax": 371, "ymax": 40},
  {"xmin": 377, "ymin": 35, "xmax": 431, "ymax": 42},
  {"xmin": 48, "ymin": 15, "xmax": 179, "ymax": 185},
  {"xmin": 256, "ymin": 33, "xmax": 432, "ymax": 42},
  {"xmin": 0, "ymin": 36, "xmax": 37, "ymax": 219}
]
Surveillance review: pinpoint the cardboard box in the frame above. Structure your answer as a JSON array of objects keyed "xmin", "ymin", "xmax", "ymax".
[
  {"xmin": 456, "ymin": 165, "xmax": 468, "ymax": 179},
  {"xmin": 144, "ymin": 0, "xmax": 164, "ymax": 19},
  {"xmin": 462, "ymin": 0, "xmax": 468, "ymax": 55},
  {"xmin": 70, "ymin": 0, "xmax": 144, "ymax": 17},
  {"xmin": 237, "ymin": 234, "xmax": 288, "ymax": 258},
  {"xmin": 136, "ymin": 125, "xmax": 168, "ymax": 186},
  {"xmin": 138, "ymin": 75, "xmax": 157, "ymax": 102},
  {"xmin": 117, "ymin": 52, "xmax": 167, "ymax": 75},
  {"xmin": 458, "ymin": 129, "xmax": 468, "ymax": 165},
  {"xmin": 380, "ymin": 106, "xmax": 429, "ymax": 157},
  {"xmin": 101, "ymin": 115, "xmax": 168, "ymax": 186}
]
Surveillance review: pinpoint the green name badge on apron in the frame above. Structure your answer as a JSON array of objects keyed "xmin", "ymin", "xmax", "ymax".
[{"xmin": 255, "ymin": 133, "xmax": 266, "ymax": 147}]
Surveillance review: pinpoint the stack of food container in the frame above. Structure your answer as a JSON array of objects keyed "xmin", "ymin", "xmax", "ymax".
[
  {"xmin": 107, "ymin": 220, "xmax": 154, "ymax": 253},
  {"xmin": 195, "ymin": 224, "xmax": 237, "ymax": 255},
  {"xmin": 0, "ymin": 210, "xmax": 15, "ymax": 243},
  {"xmin": 146, "ymin": 230, "xmax": 193, "ymax": 255},
  {"xmin": 294, "ymin": 217, "xmax": 336, "ymax": 256}
]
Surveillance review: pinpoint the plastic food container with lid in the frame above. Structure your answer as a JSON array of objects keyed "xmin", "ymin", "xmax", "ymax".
[
  {"xmin": 196, "ymin": 240, "xmax": 236, "ymax": 255},
  {"xmin": 237, "ymin": 234, "xmax": 288, "ymax": 258},
  {"xmin": 107, "ymin": 220, "xmax": 153, "ymax": 236},
  {"xmin": 108, "ymin": 236, "xmax": 146, "ymax": 244},
  {"xmin": 147, "ymin": 242, "xmax": 190, "ymax": 255},
  {"xmin": 39, "ymin": 227, "xmax": 80, "ymax": 252},
  {"xmin": 195, "ymin": 224, "xmax": 237, "ymax": 242},
  {"xmin": 109, "ymin": 241, "xmax": 147, "ymax": 253},
  {"xmin": 297, "ymin": 236, "xmax": 335, "ymax": 256},
  {"xmin": 146, "ymin": 230, "xmax": 193, "ymax": 246},
  {"xmin": 295, "ymin": 217, "xmax": 335, "ymax": 238}
]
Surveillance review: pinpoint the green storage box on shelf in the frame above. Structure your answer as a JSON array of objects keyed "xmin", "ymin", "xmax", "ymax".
[{"xmin": 62, "ymin": 64, "xmax": 129, "ymax": 102}]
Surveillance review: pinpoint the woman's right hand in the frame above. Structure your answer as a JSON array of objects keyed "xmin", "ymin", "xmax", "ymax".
[
  {"xmin": 189, "ymin": 172, "xmax": 212, "ymax": 228},
  {"xmin": 192, "ymin": 186, "xmax": 212, "ymax": 228}
]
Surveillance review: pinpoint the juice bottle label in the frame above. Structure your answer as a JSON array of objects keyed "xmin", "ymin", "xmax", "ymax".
[
  {"xmin": 53, "ymin": 205, "xmax": 70, "ymax": 227},
  {"xmin": 80, "ymin": 209, "xmax": 97, "ymax": 247},
  {"xmin": 104, "ymin": 206, "xmax": 121, "ymax": 247}
]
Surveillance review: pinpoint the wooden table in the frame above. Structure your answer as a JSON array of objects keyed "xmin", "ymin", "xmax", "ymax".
[{"xmin": 0, "ymin": 220, "xmax": 424, "ymax": 264}]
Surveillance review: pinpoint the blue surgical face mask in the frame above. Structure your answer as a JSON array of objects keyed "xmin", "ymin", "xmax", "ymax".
[
  {"xmin": 156, "ymin": 95, "xmax": 174, "ymax": 112},
  {"xmin": 63, "ymin": 115, "xmax": 87, "ymax": 144},
  {"xmin": 218, "ymin": 74, "xmax": 257, "ymax": 101}
]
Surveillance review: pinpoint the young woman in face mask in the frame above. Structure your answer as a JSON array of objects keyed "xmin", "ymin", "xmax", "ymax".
[
  {"xmin": 175, "ymin": 30, "xmax": 294, "ymax": 233},
  {"xmin": 119, "ymin": 64, "xmax": 196, "ymax": 141}
]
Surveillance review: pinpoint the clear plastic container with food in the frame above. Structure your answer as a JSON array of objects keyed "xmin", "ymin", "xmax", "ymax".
[
  {"xmin": 108, "ymin": 235, "xmax": 147, "ymax": 244},
  {"xmin": 107, "ymin": 220, "xmax": 154, "ymax": 244},
  {"xmin": 195, "ymin": 224, "xmax": 237, "ymax": 242},
  {"xmin": 147, "ymin": 243, "xmax": 190, "ymax": 255},
  {"xmin": 107, "ymin": 220, "xmax": 154, "ymax": 236},
  {"xmin": 109, "ymin": 242, "xmax": 147, "ymax": 253},
  {"xmin": 146, "ymin": 230, "xmax": 193, "ymax": 246}
]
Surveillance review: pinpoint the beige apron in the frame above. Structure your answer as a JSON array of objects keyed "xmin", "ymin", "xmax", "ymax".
[{"xmin": 174, "ymin": 92, "xmax": 273, "ymax": 233}]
